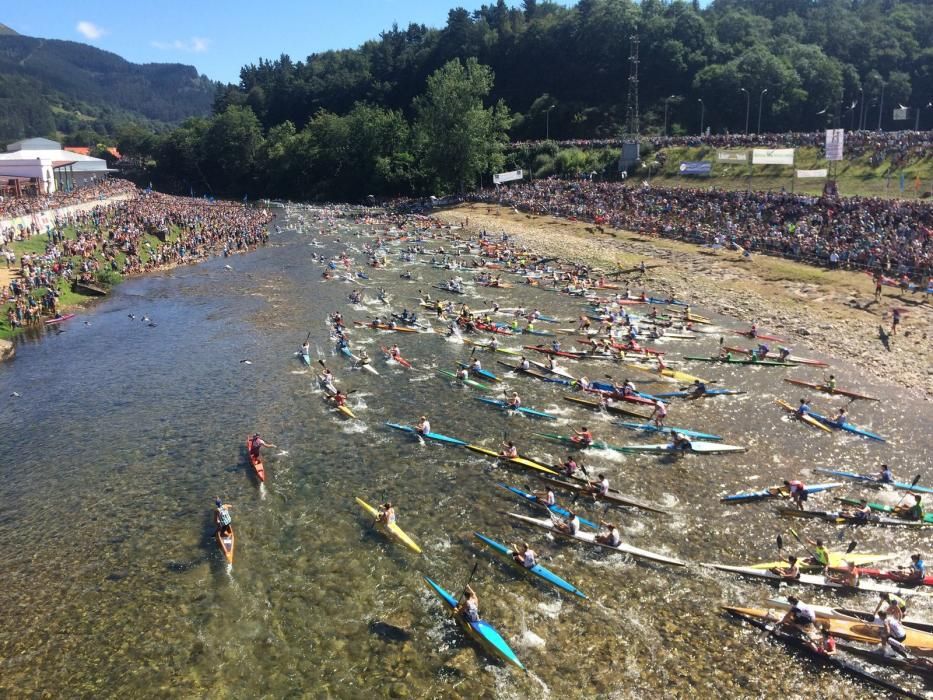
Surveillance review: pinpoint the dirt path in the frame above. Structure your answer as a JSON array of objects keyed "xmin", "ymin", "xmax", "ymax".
[{"xmin": 436, "ymin": 203, "xmax": 933, "ymax": 399}]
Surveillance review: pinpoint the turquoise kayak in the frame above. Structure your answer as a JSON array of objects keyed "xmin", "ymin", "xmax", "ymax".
[
  {"xmin": 423, "ymin": 576, "xmax": 525, "ymax": 670},
  {"xmin": 385, "ymin": 422, "xmax": 467, "ymax": 446},
  {"xmin": 473, "ymin": 532, "xmax": 587, "ymax": 599},
  {"xmin": 497, "ymin": 483, "xmax": 597, "ymax": 529},
  {"xmin": 458, "ymin": 362, "xmax": 499, "ymax": 382},
  {"xmin": 614, "ymin": 421, "xmax": 722, "ymax": 441},
  {"xmin": 476, "ymin": 397, "xmax": 556, "ymax": 420},
  {"xmin": 298, "ymin": 351, "xmax": 311, "ymax": 366},
  {"xmin": 814, "ymin": 468, "xmax": 933, "ymax": 495},
  {"xmin": 806, "ymin": 410, "xmax": 886, "ymax": 442}
]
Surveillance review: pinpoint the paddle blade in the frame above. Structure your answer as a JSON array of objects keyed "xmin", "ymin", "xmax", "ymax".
[
  {"xmin": 776, "ymin": 535, "xmax": 784, "ymax": 551},
  {"xmin": 846, "ymin": 540, "xmax": 858, "ymax": 553}
]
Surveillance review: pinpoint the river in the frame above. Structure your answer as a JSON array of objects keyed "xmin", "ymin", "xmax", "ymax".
[{"xmin": 1, "ymin": 208, "xmax": 930, "ymax": 698}]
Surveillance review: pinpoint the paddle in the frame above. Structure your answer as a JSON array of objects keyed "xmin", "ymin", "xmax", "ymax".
[
  {"xmin": 787, "ymin": 528, "xmax": 820, "ymax": 562},
  {"xmin": 456, "ymin": 562, "xmax": 480, "ymax": 608},
  {"xmin": 893, "ymin": 474, "xmax": 923, "ymax": 511}
]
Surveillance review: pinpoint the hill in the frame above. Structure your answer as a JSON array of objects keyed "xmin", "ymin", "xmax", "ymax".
[{"xmin": 0, "ymin": 28, "xmax": 218, "ymax": 142}]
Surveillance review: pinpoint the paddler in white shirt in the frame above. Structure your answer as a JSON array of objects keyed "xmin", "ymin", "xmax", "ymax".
[
  {"xmin": 519, "ymin": 356, "xmax": 531, "ymax": 371},
  {"xmin": 532, "ymin": 487, "xmax": 556, "ymax": 506},
  {"xmin": 595, "ymin": 520, "xmax": 621, "ymax": 546},
  {"xmin": 555, "ymin": 510, "xmax": 581, "ymax": 536},
  {"xmin": 506, "ymin": 391, "xmax": 522, "ymax": 409},
  {"xmin": 416, "ymin": 415, "xmax": 431, "ymax": 436},
  {"xmin": 587, "ymin": 473, "xmax": 610, "ymax": 500},
  {"xmin": 377, "ymin": 502, "xmax": 396, "ymax": 525},
  {"xmin": 511, "ymin": 542, "xmax": 538, "ymax": 569}
]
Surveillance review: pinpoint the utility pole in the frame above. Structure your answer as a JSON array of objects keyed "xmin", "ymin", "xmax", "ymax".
[
  {"xmin": 877, "ymin": 81, "xmax": 885, "ymax": 131},
  {"xmin": 625, "ymin": 34, "xmax": 640, "ymax": 137},
  {"xmin": 740, "ymin": 87, "xmax": 750, "ymax": 135},
  {"xmin": 757, "ymin": 88, "xmax": 768, "ymax": 134}
]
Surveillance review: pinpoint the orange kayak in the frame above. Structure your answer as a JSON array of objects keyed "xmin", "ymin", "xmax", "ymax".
[
  {"xmin": 215, "ymin": 520, "xmax": 235, "ymax": 564},
  {"xmin": 247, "ymin": 435, "xmax": 265, "ymax": 482}
]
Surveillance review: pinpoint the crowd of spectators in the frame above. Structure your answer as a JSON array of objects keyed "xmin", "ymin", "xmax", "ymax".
[
  {"xmin": 0, "ymin": 179, "xmax": 137, "ymax": 221},
  {"xmin": 471, "ymin": 179, "xmax": 933, "ymax": 283},
  {"xmin": 1, "ymin": 183, "xmax": 272, "ymax": 330}
]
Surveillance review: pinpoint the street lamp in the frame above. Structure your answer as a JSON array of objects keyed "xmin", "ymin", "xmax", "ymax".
[
  {"xmin": 757, "ymin": 88, "xmax": 768, "ymax": 134},
  {"xmin": 877, "ymin": 82, "xmax": 885, "ymax": 131},
  {"xmin": 698, "ymin": 98, "xmax": 705, "ymax": 136},
  {"xmin": 740, "ymin": 87, "xmax": 750, "ymax": 135},
  {"xmin": 663, "ymin": 95, "xmax": 676, "ymax": 137},
  {"xmin": 856, "ymin": 87, "xmax": 863, "ymax": 130},
  {"xmin": 545, "ymin": 105, "xmax": 555, "ymax": 141}
]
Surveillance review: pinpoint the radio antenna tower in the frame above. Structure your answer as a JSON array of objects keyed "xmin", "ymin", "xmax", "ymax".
[{"xmin": 625, "ymin": 33, "xmax": 640, "ymax": 137}]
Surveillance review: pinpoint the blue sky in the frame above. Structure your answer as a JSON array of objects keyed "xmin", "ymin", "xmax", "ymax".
[{"xmin": 2, "ymin": 1, "xmax": 567, "ymax": 84}]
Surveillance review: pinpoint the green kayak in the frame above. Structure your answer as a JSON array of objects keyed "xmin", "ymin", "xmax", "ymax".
[
  {"xmin": 436, "ymin": 368, "xmax": 492, "ymax": 391},
  {"xmin": 836, "ymin": 497, "xmax": 933, "ymax": 524},
  {"xmin": 534, "ymin": 432, "xmax": 627, "ymax": 453}
]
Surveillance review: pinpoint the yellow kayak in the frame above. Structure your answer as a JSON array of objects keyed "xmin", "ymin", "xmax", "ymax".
[
  {"xmin": 337, "ymin": 404, "xmax": 356, "ymax": 419},
  {"xmin": 748, "ymin": 552, "xmax": 897, "ymax": 571},
  {"xmin": 775, "ymin": 399, "xmax": 831, "ymax": 433},
  {"xmin": 355, "ymin": 497, "xmax": 422, "ymax": 554},
  {"xmin": 464, "ymin": 445, "xmax": 559, "ymax": 475}
]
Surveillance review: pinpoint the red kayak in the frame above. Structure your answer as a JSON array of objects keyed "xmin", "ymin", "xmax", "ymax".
[
  {"xmin": 381, "ymin": 346, "xmax": 412, "ymax": 368},
  {"xmin": 473, "ymin": 321, "xmax": 513, "ymax": 335},
  {"xmin": 845, "ymin": 567, "xmax": 933, "ymax": 586},
  {"xmin": 523, "ymin": 345, "xmax": 589, "ymax": 360},
  {"xmin": 247, "ymin": 435, "xmax": 266, "ymax": 482},
  {"xmin": 725, "ymin": 346, "xmax": 827, "ymax": 367},
  {"xmin": 733, "ymin": 329, "xmax": 785, "ymax": 342},
  {"xmin": 44, "ymin": 313, "xmax": 76, "ymax": 325}
]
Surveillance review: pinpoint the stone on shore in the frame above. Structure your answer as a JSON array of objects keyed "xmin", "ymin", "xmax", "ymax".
[{"xmin": 0, "ymin": 339, "xmax": 14, "ymax": 362}]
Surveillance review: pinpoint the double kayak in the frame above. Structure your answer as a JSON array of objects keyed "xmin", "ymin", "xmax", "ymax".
[
  {"xmin": 722, "ymin": 482, "xmax": 843, "ymax": 503},
  {"xmin": 835, "ymin": 497, "xmax": 933, "ymax": 524},
  {"xmin": 464, "ymin": 444, "xmax": 558, "ymax": 476},
  {"xmin": 535, "ymin": 432, "xmax": 628, "ymax": 453},
  {"xmin": 497, "ymin": 483, "xmax": 597, "ymax": 529},
  {"xmin": 615, "ymin": 421, "xmax": 722, "ymax": 441},
  {"xmin": 497, "ymin": 360, "xmax": 574, "ymax": 386},
  {"xmin": 653, "ymin": 388, "xmax": 745, "ymax": 399},
  {"xmin": 562, "ymin": 395, "xmax": 650, "ymax": 419},
  {"xmin": 385, "ymin": 422, "xmax": 468, "ymax": 446},
  {"xmin": 806, "ymin": 409, "xmax": 886, "ymax": 442},
  {"xmin": 381, "ymin": 346, "xmax": 412, "ymax": 368},
  {"xmin": 777, "ymin": 507, "xmax": 931, "ymax": 527},
  {"xmin": 625, "ymin": 363, "xmax": 708, "ymax": 385},
  {"xmin": 814, "ymin": 468, "xmax": 933, "ymax": 495},
  {"xmin": 618, "ymin": 441, "xmax": 747, "ymax": 455},
  {"xmin": 522, "ymin": 345, "xmax": 589, "ymax": 360},
  {"xmin": 247, "ymin": 435, "xmax": 265, "ymax": 482},
  {"xmin": 507, "ymin": 512, "xmax": 686, "ymax": 567},
  {"xmin": 748, "ymin": 552, "xmax": 897, "ymax": 572},
  {"xmin": 355, "ymin": 497, "xmax": 422, "ymax": 554},
  {"xmin": 766, "ymin": 596, "xmax": 933, "ymax": 634},
  {"xmin": 733, "ymin": 330, "xmax": 785, "ymax": 342},
  {"xmin": 436, "ymin": 368, "xmax": 491, "ymax": 391},
  {"xmin": 684, "ymin": 355, "xmax": 797, "ymax": 367},
  {"xmin": 535, "ymin": 474, "xmax": 670, "ymax": 515},
  {"xmin": 475, "ymin": 396, "xmax": 556, "ymax": 420},
  {"xmin": 724, "ymin": 346, "xmax": 829, "ymax": 367},
  {"xmin": 457, "ymin": 362, "xmax": 499, "ymax": 382},
  {"xmin": 775, "ymin": 399, "xmax": 832, "ymax": 433},
  {"xmin": 704, "ymin": 564, "xmax": 930, "ymax": 596},
  {"xmin": 423, "ymin": 577, "xmax": 525, "ymax": 670},
  {"xmin": 589, "ymin": 381, "xmax": 661, "ymax": 402},
  {"xmin": 784, "ymin": 378, "xmax": 879, "ymax": 401},
  {"xmin": 473, "ymin": 533, "xmax": 587, "ymax": 598}
]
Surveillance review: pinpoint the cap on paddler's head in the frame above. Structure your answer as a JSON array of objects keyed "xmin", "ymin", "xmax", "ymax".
[{"xmin": 215, "ymin": 498, "xmax": 222, "ymax": 507}]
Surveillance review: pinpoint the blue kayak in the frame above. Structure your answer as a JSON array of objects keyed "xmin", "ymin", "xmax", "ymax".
[
  {"xmin": 384, "ymin": 422, "xmax": 467, "ymax": 446},
  {"xmin": 497, "ymin": 483, "xmax": 597, "ymax": 529},
  {"xmin": 298, "ymin": 351, "xmax": 311, "ymax": 366},
  {"xmin": 814, "ymin": 468, "xmax": 933, "ymax": 495},
  {"xmin": 338, "ymin": 345, "xmax": 354, "ymax": 358},
  {"xmin": 457, "ymin": 362, "xmax": 499, "ymax": 382},
  {"xmin": 496, "ymin": 360, "xmax": 574, "ymax": 386},
  {"xmin": 614, "ymin": 421, "xmax": 722, "ymax": 441},
  {"xmin": 476, "ymin": 396, "xmax": 556, "ymax": 420},
  {"xmin": 423, "ymin": 576, "xmax": 525, "ymax": 670},
  {"xmin": 806, "ymin": 410, "xmax": 886, "ymax": 442},
  {"xmin": 473, "ymin": 532, "xmax": 587, "ymax": 599},
  {"xmin": 653, "ymin": 389, "xmax": 745, "ymax": 398},
  {"xmin": 590, "ymin": 381, "xmax": 661, "ymax": 401},
  {"xmin": 722, "ymin": 482, "xmax": 844, "ymax": 503}
]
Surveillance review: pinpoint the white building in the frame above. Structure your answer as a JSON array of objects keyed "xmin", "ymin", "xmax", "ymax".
[{"xmin": 0, "ymin": 137, "xmax": 113, "ymax": 193}]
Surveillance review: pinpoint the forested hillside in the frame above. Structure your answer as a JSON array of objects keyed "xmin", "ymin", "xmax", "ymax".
[{"xmin": 0, "ymin": 27, "xmax": 217, "ymax": 142}]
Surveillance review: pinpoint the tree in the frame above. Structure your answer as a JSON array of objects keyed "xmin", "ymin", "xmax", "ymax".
[
  {"xmin": 412, "ymin": 58, "xmax": 510, "ymax": 192},
  {"xmin": 202, "ymin": 106, "xmax": 264, "ymax": 195}
]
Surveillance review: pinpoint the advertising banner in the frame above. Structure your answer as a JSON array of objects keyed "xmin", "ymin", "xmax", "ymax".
[
  {"xmin": 752, "ymin": 148, "xmax": 795, "ymax": 165},
  {"xmin": 679, "ymin": 162, "xmax": 712, "ymax": 175},
  {"xmin": 717, "ymin": 151, "xmax": 749, "ymax": 162},
  {"xmin": 825, "ymin": 129, "xmax": 844, "ymax": 161},
  {"xmin": 493, "ymin": 170, "xmax": 523, "ymax": 185},
  {"xmin": 796, "ymin": 169, "xmax": 828, "ymax": 178}
]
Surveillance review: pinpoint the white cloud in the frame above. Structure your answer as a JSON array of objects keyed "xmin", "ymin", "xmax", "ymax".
[
  {"xmin": 150, "ymin": 37, "xmax": 210, "ymax": 53},
  {"xmin": 76, "ymin": 21, "xmax": 106, "ymax": 40}
]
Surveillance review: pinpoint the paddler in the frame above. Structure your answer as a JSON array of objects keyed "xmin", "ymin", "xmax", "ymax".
[
  {"xmin": 377, "ymin": 502, "xmax": 396, "ymax": 525},
  {"xmin": 588, "ymin": 473, "xmax": 610, "ymax": 500},
  {"xmin": 874, "ymin": 592, "xmax": 908, "ymax": 621},
  {"xmin": 488, "ymin": 335, "xmax": 500, "ymax": 350},
  {"xmin": 550, "ymin": 339, "xmax": 561, "ymax": 353},
  {"xmin": 669, "ymin": 432, "xmax": 692, "ymax": 457},
  {"xmin": 825, "ymin": 560, "xmax": 860, "ymax": 587},
  {"xmin": 573, "ymin": 426, "xmax": 594, "ymax": 447},
  {"xmin": 899, "ymin": 495, "xmax": 925, "ymax": 522},
  {"xmin": 688, "ymin": 380, "xmax": 707, "ymax": 399},
  {"xmin": 649, "ymin": 399, "xmax": 668, "ymax": 428},
  {"xmin": 807, "ymin": 625, "xmax": 837, "ymax": 656},
  {"xmin": 783, "ymin": 479, "xmax": 807, "ymax": 510},
  {"xmin": 554, "ymin": 510, "xmax": 581, "ymax": 536},
  {"xmin": 214, "ymin": 498, "xmax": 233, "ymax": 536},
  {"xmin": 416, "ymin": 415, "xmax": 431, "ymax": 437},
  {"xmin": 877, "ymin": 610, "xmax": 910, "ymax": 657},
  {"xmin": 769, "ymin": 555, "xmax": 801, "ymax": 580},
  {"xmin": 249, "ymin": 433, "xmax": 277, "ymax": 460},
  {"xmin": 469, "ymin": 357, "xmax": 482, "ymax": 373},
  {"xmin": 795, "ymin": 398, "xmax": 812, "ymax": 418},
  {"xmin": 455, "ymin": 366, "xmax": 469, "ymax": 382},
  {"xmin": 511, "ymin": 542, "xmax": 537, "ymax": 569},
  {"xmin": 356, "ymin": 349, "xmax": 371, "ymax": 369},
  {"xmin": 506, "ymin": 392, "xmax": 522, "ymax": 409},
  {"xmin": 595, "ymin": 520, "xmax": 622, "ymax": 547},
  {"xmin": 778, "ymin": 596, "xmax": 816, "ymax": 633},
  {"xmin": 389, "ymin": 344, "xmax": 402, "ymax": 361},
  {"xmin": 877, "ymin": 463, "xmax": 893, "ymax": 483},
  {"xmin": 831, "ymin": 406, "xmax": 848, "ymax": 426},
  {"xmin": 577, "ymin": 375, "xmax": 591, "ymax": 392},
  {"xmin": 804, "ymin": 537, "xmax": 830, "ymax": 569},
  {"xmin": 841, "ymin": 498, "xmax": 873, "ymax": 522},
  {"xmin": 499, "ymin": 441, "xmax": 519, "ymax": 459},
  {"xmin": 825, "ymin": 374, "xmax": 837, "ymax": 392},
  {"xmin": 531, "ymin": 487, "xmax": 556, "ymax": 506},
  {"xmin": 893, "ymin": 553, "xmax": 926, "ymax": 583},
  {"xmin": 455, "ymin": 585, "xmax": 480, "ymax": 622},
  {"xmin": 560, "ymin": 455, "xmax": 578, "ymax": 477},
  {"xmin": 519, "ymin": 356, "xmax": 531, "ymax": 371},
  {"xmin": 300, "ymin": 340, "xmax": 311, "ymax": 357},
  {"xmin": 777, "ymin": 346, "xmax": 792, "ymax": 361},
  {"xmin": 330, "ymin": 390, "xmax": 348, "ymax": 407}
]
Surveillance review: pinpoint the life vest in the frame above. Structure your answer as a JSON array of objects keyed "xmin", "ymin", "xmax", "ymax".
[{"xmin": 217, "ymin": 506, "xmax": 232, "ymax": 527}]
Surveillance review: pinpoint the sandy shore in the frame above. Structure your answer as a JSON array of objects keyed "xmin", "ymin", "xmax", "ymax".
[{"xmin": 435, "ymin": 203, "xmax": 933, "ymax": 400}]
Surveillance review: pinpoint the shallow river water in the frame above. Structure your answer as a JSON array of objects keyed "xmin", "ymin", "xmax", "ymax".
[{"xmin": 1, "ymin": 210, "xmax": 931, "ymax": 699}]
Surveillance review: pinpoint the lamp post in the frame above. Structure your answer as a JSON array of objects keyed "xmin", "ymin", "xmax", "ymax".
[
  {"xmin": 663, "ymin": 95, "xmax": 675, "ymax": 136},
  {"xmin": 740, "ymin": 87, "xmax": 750, "ymax": 135},
  {"xmin": 757, "ymin": 88, "xmax": 768, "ymax": 134},
  {"xmin": 877, "ymin": 82, "xmax": 885, "ymax": 131},
  {"xmin": 855, "ymin": 87, "xmax": 863, "ymax": 130},
  {"xmin": 545, "ymin": 104, "xmax": 555, "ymax": 141},
  {"xmin": 698, "ymin": 98, "xmax": 704, "ymax": 136}
]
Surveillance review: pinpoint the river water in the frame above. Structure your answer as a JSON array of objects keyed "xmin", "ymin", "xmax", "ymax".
[{"xmin": 1, "ymin": 209, "xmax": 931, "ymax": 699}]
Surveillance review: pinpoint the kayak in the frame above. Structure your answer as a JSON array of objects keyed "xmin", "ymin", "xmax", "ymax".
[
  {"xmin": 423, "ymin": 576, "xmax": 525, "ymax": 670},
  {"xmin": 473, "ymin": 533, "xmax": 587, "ymax": 599},
  {"xmin": 44, "ymin": 313, "xmax": 76, "ymax": 325},
  {"xmin": 461, "ymin": 338, "xmax": 522, "ymax": 356},
  {"xmin": 535, "ymin": 475, "xmax": 669, "ymax": 515},
  {"xmin": 522, "ymin": 345, "xmax": 589, "ymax": 360},
  {"xmin": 766, "ymin": 597, "xmax": 933, "ymax": 634},
  {"xmin": 464, "ymin": 444, "xmax": 559, "ymax": 476},
  {"xmin": 298, "ymin": 351, "xmax": 311, "ymax": 366},
  {"xmin": 562, "ymin": 395, "xmax": 651, "ymax": 420},
  {"xmin": 722, "ymin": 482, "xmax": 843, "ymax": 503},
  {"xmin": 497, "ymin": 483, "xmax": 597, "ymax": 529},
  {"xmin": 246, "ymin": 435, "xmax": 265, "ymax": 482},
  {"xmin": 336, "ymin": 404, "xmax": 356, "ymax": 419},
  {"xmin": 777, "ymin": 507, "xmax": 930, "ymax": 527},
  {"xmin": 355, "ymin": 497, "xmax": 422, "ymax": 554},
  {"xmin": 723, "ymin": 608, "xmax": 926, "ymax": 699},
  {"xmin": 806, "ymin": 409, "xmax": 886, "ymax": 442},
  {"xmin": 813, "ymin": 468, "xmax": 933, "ymax": 495},
  {"xmin": 354, "ymin": 321, "xmax": 419, "ymax": 333},
  {"xmin": 457, "ymin": 362, "xmax": 499, "ymax": 382},
  {"xmin": 775, "ymin": 399, "xmax": 832, "ymax": 433},
  {"xmin": 381, "ymin": 346, "xmax": 412, "ymax": 368},
  {"xmin": 749, "ymin": 552, "xmax": 898, "ymax": 572},
  {"xmin": 832, "ymin": 641, "xmax": 933, "ymax": 683},
  {"xmin": 614, "ymin": 421, "xmax": 722, "ymax": 441},
  {"xmin": 583, "ymin": 385, "xmax": 656, "ymax": 407},
  {"xmin": 835, "ymin": 497, "xmax": 933, "ymax": 524},
  {"xmin": 497, "ymin": 360, "xmax": 573, "ymax": 386},
  {"xmin": 589, "ymin": 381, "xmax": 661, "ymax": 402},
  {"xmin": 534, "ymin": 432, "xmax": 629, "ymax": 453},
  {"xmin": 704, "ymin": 564, "xmax": 930, "ymax": 596},
  {"xmin": 385, "ymin": 422, "xmax": 468, "ymax": 446},
  {"xmin": 340, "ymin": 347, "xmax": 380, "ymax": 375},
  {"xmin": 733, "ymin": 330, "xmax": 785, "ymax": 342},
  {"xmin": 475, "ymin": 396, "xmax": 557, "ymax": 420},
  {"xmin": 626, "ymin": 363, "xmax": 709, "ymax": 385},
  {"xmin": 851, "ymin": 567, "xmax": 933, "ymax": 587},
  {"xmin": 684, "ymin": 355, "xmax": 797, "ymax": 367},
  {"xmin": 654, "ymin": 389, "xmax": 745, "ymax": 399},
  {"xmin": 507, "ymin": 512, "xmax": 686, "ymax": 567},
  {"xmin": 784, "ymin": 378, "xmax": 879, "ymax": 401},
  {"xmin": 432, "ymin": 284, "xmax": 466, "ymax": 295},
  {"xmin": 436, "ymin": 368, "xmax": 491, "ymax": 391},
  {"xmin": 618, "ymin": 441, "xmax": 746, "ymax": 455},
  {"xmin": 526, "ymin": 359, "xmax": 576, "ymax": 381},
  {"xmin": 724, "ymin": 347, "xmax": 829, "ymax": 367},
  {"xmin": 215, "ymin": 523, "xmax": 235, "ymax": 565}
]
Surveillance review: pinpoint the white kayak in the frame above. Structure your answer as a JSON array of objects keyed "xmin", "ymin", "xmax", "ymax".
[
  {"xmin": 620, "ymin": 441, "xmax": 746, "ymax": 454},
  {"xmin": 704, "ymin": 563, "xmax": 930, "ymax": 596}
]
